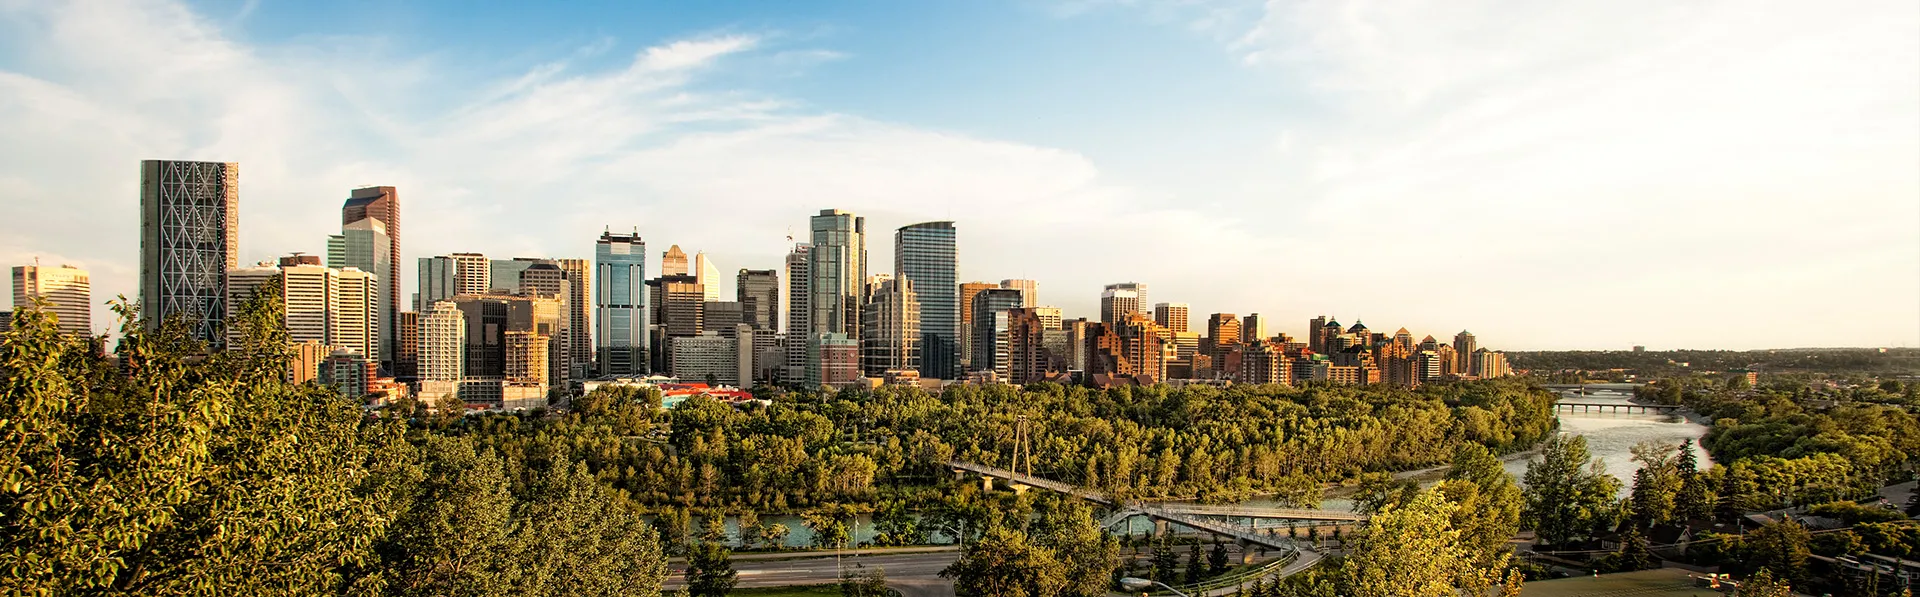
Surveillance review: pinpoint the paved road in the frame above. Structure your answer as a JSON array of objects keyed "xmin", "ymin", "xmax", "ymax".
[{"xmin": 663, "ymin": 551, "xmax": 958, "ymax": 597}]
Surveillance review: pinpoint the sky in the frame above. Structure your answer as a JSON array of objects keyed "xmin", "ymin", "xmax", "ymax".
[{"xmin": 1, "ymin": 0, "xmax": 1916, "ymax": 350}]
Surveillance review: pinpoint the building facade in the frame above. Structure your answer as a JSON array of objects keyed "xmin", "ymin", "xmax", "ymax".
[
  {"xmin": 595, "ymin": 231, "xmax": 648, "ymax": 376},
  {"xmin": 784, "ymin": 244, "xmax": 812, "ymax": 383},
  {"xmin": 969, "ymin": 288, "xmax": 1023, "ymax": 374},
  {"xmin": 999, "ymin": 279, "xmax": 1037, "ymax": 309},
  {"xmin": 557, "ymin": 258, "xmax": 592, "ymax": 380},
  {"xmin": 661, "ymin": 245, "xmax": 689, "ymax": 276},
  {"xmin": 1099, "ymin": 283, "xmax": 1146, "ymax": 324},
  {"xmin": 12, "ymin": 264, "xmax": 90, "ymax": 335},
  {"xmin": 957, "ymin": 281, "xmax": 996, "ymax": 371},
  {"xmin": 1154, "ymin": 302, "xmax": 1189, "ymax": 334},
  {"xmin": 341, "ymin": 186, "xmax": 400, "ymax": 372},
  {"xmin": 895, "ymin": 222, "xmax": 959, "ymax": 380},
  {"xmin": 808, "ymin": 209, "xmax": 867, "ymax": 384},
  {"xmin": 140, "ymin": 159, "xmax": 238, "ymax": 344},
  {"xmin": 737, "ymin": 268, "xmax": 779, "ymax": 332},
  {"xmin": 672, "ymin": 332, "xmax": 739, "ymax": 386},
  {"xmin": 450, "ymin": 253, "xmax": 491, "ymax": 296},
  {"xmin": 861, "ymin": 276, "xmax": 920, "ymax": 376},
  {"xmin": 328, "ymin": 218, "xmax": 392, "ymax": 372}
]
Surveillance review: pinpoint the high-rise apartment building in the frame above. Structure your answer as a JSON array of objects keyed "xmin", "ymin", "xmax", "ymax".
[
  {"xmin": 328, "ymin": 218, "xmax": 392, "ymax": 372},
  {"xmin": 896, "ymin": 222, "xmax": 959, "ymax": 380},
  {"xmin": 1084, "ymin": 312, "xmax": 1168, "ymax": 381},
  {"xmin": 999, "ymin": 279, "xmax": 1037, "ymax": 309},
  {"xmin": 12, "ymin": 264, "xmax": 91, "ymax": 335},
  {"xmin": 1239, "ymin": 341, "xmax": 1292, "ymax": 386},
  {"xmin": 661, "ymin": 245, "xmax": 689, "ymax": 277},
  {"xmin": 595, "ymin": 231, "xmax": 648, "ymax": 376},
  {"xmin": 1453, "ymin": 330, "xmax": 1477, "ymax": 374},
  {"xmin": 1004, "ymin": 307, "xmax": 1061, "ymax": 384},
  {"xmin": 957, "ymin": 281, "xmax": 996, "ymax": 370},
  {"xmin": 1100, "ymin": 283, "xmax": 1146, "ymax": 324},
  {"xmin": 737, "ymin": 269, "xmax": 779, "ymax": 332},
  {"xmin": 784, "ymin": 245, "xmax": 812, "ymax": 383},
  {"xmin": 450, "ymin": 253, "xmax": 490, "ymax": 296},
  {"xmin": 505, "ymin": 330, "xmax": 551, "ymax": 387},
  {"xmin": 557, "ymin": 258, "xmax": 592, "ymax": 380},
  {"xmin": 418, "ymin": 301, "xmax": 465, "ymax": 382},
  {"xmin": 861, "ymin": 276, "xmax": 919, "ymax": 376},
  {"xmin": 1307, "ymin": 316, "xmax": 1327, "ymax": 352},
  {"xmin": 341, "ymin": 186, "xmax": 400, "ymax": 369},
  {"xmin": 140, "ymin": 159, "xmax": 238, "ymax": 344},
  {"xmin": 1474, "ymin": 348, "xmax": 1510, "ymax": 379},
  {"xmin": 969, "ymin": 288, "xmax": 1023, "ymax": 374},
  {"xmin": 1153, "ymin": 302, "xmax": 1189, "ymax": 333}
]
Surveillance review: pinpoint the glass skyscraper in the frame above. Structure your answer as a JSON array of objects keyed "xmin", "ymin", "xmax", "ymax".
[
  {"xmin": 895, "ymin": 221, "xmax": 958, "ymax": 379},
  {"xmin": 595, "ymin": 230, "xmax": 648, "ymax": 376},
  {"xmin": 808, "ymin": 209, "xmax": 866, "ymax": 384}
]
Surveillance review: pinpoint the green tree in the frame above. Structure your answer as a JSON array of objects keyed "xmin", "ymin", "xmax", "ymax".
[
  {"xmin": 840, "ymin": 564, "xmax": 888, "ymax": 597},
  {"xmin": 685, "ymin": 542, "xmax": 739, "ymax": 597},
  {"xmin": 1739, "ymin": 520, "xmax": 1809, "ymax": 581},
  {"xmin": 1208, "ymin": 540, "xmax": 1229, "ymax": 575},
  {"xmin": 761, "ymin": 523, "xmax": 791, "ymax": 550},
  {"xmin": 1522, "ymin": 435, "xmax": 1622, "ymax": 545},
  {"xmin": 1738, "ymin": 568, "xmax": 1793, "ymax": 597},
  {"xmin": 1151, "ymin": 538, "xmax": 1179, "ymax": 583},
  {"xmin": 1673, "ymin": 440, "xmax": 1714, "ymax": 520},
  {"xmin": 1339, "ymin": 489, "xmax": 1470, "ymax": 597},
  {"xmin": 1029, "ymin": 500, "xmax": 1118, "ymax": 597},
  {"xmin": 1441, "ymin": 444, "xmax": 1524, "ymax": 567},
  {"xmin": 940, "ymin": 527, "xmax": 1067, "ymax": 597},
  {"xmin": 1184, "ymin": 542, "xmax": 1205, "ymax": 585}
]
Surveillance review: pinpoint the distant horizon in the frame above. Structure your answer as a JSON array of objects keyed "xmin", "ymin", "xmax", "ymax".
[{"xmin": 2, "ymin": 0, "xmax": 1915, "ymax": 351}]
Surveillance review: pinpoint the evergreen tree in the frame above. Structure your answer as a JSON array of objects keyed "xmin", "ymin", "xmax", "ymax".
[
  {"xmin": 1185, "ymin": 542, "xmax": 1205, "ymax": 585},
  {"xmin": 685, "ymin": 541, "xmax": 738, "ymax": 597},
  {"xmin": 1208, "ymin": 539, "xmax": 1230, "ymax": 575},
  {"xmin": 1151, "ymin": 538, "xmax": 1179, "ymax": 583},
  {"xmin": 1612, "ymin": 524, "xmax": 1657, "ymax": 571}
]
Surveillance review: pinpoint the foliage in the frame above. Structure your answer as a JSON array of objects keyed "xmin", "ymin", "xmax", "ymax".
[
  {"xmin": 838, "ymin": 565, "xmax": 887, "ymax": 597},
  {"xmin": 0, "ymin": 297, "xmax": 667, "ymax": 596},
  {"xmin": 941, "ymin": 527, "xmax": 1066, "ymax": 597},
  {"xmin": 1734, "ymin": 520, "xmax": 1809, "ymax": 581},
  {"xmin": 1521, "ymin": 435, "xmax": 1622, "ymax": 546},
  {"xmin": 1808, "ymin": 500, "xmax": 1907, "ymax": 525},
  {"xmin": 1337, "ymin": 487, "xmax": 1522, "ymax": 597},
  {"xmin": 1738, "ymin": 568, "xmax": 1794, "ymax": 597},
  {"xmin": 685, "ymin": 542, "xmax": 738, "ymax": 597}
]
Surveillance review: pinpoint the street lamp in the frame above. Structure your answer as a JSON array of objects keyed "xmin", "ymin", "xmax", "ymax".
[{"xmin": 1119, "ymin": 577, "xmax": 1191, "ymax": 597}]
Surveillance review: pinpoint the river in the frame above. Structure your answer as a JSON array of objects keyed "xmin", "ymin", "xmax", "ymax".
[{"xmin": 699, "ymin": 388, "xmax": 1715, "ymax": 544}]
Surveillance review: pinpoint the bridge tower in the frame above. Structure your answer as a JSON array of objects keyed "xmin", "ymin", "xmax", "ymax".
[{"xmin": 1010, "ymin": 415, "xmax": 1034, "ymax": 479}]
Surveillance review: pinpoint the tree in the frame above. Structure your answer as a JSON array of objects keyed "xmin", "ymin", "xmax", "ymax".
[
  {"xmin": 1339, "ymin": 489, "xmax": 1472, "ymax": 597},
  {"xmin": 1208, "ymin": 540, "xmax": 1230, "ymax": 575},
  {"xmin": 1738, "ymin": 568, "xmax": 1793, "ymax": 597},
  {"xmin": 1185, "ymin": 542, "xmax": 1205, "ymax": 585},
  {"xmin": 685, "ymin": 541, "xmax": 739, "ymax": 597},
  {"xmin": 1739, "ymin": 521, "xmax": 1809, "ymax": 581},
  {"xmin": 1442, "ymin": 444, "xmax": 1524, "ymax": 567},
  {"xmin": 1673, "ymin": 440, "xmax": 1714, "ymax": 520},
  {"xmin": 1628, "ymin": 441, "xmax": 1680, "ymax": 526},
  {"xmin": 1605, "ymin": 524, "xmax": 1657, "ymax": 572},
  {"xmin": 1029, "ymin": 500, "xmax": 1118, "ymax": 597},
  {"xmin": 1350, "ymin": 472, "xmax": 1419, "ymax": 514},
  {"xmin": 737, "ymin": 509, "xmax": 762, "ymax": 551},
  {"xmin": 940, "ymin": 527, "xmax": 1067, "ymax": 597},
  {"xmin": 1522, "ymin": 435, "xmax": 1623, "ymax": 545},
  {"xmin": 761, "ymin": 523, "xmax": 791, "ymax": 550},
  {"xmin": 840, "ymin": 564, "xmax": 889, "ymax": 597},
  {"xmin": 1151, "ymin": 538, "xmax": 1179, "ymax": 583}
]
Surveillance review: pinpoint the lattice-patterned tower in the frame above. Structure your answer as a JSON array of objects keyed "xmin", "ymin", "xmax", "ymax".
[{"xmin": 140, "ymin": 160, "xmax": 238, "ymax": 344}]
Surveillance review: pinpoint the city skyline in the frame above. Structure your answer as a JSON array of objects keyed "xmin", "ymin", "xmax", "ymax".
[{"xmin": 2, "ymin": 1, "xmax": 1916, "ymax": 350}]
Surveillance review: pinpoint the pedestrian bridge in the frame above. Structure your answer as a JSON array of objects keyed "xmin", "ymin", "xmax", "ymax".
[
  {"xmin": 946, "ymin": 460, "xmax": 1361, "ymax": 554},
  {"xmin": 1554, "ymin": 402, "xmax": 1681, "ymax": 415}
]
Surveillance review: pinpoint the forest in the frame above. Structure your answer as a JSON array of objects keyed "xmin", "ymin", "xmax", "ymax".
[{"xmin": 1510, "ymin": 347, "xmax": 1920, "ymax": 377}]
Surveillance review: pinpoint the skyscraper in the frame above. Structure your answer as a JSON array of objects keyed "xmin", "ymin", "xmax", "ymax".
[
  {"xmin": 12, "ymin": 264, "xmax": 91, "ymax": 335},
  {"xmin": 808, "ymin": 209, "xmax": 866, "ymax": 383},
  {"xmin": 417, "ymin": 256, "xmax": 458, "ymax": 310},
  {"xmin": 557, "ymin": 258, "xmax": 592, "ymax": 380},
  {"xmin": 595, "ymin": 231, "xmax": 648, "ymax": 376},
  {"xmin": 662, "ymin": 245, "xmax": 689, "ymax": 276},
  {"xmin": 861, "ymin": 276, "xmax": 920, "ymax": 376},
  {"xmin": 1004, "ymin": 307, "xmax": 1061, "ymax": 384},
  {"xmin": 1453, "ymin": 330, "xmax": 1477, "ymax": 374},
  {"xmin": 969, "ymin": 287, "xmax": 1023, "ymax": 374},
  {"xmin": 1099, "ymin": 283, "xmax": 1145, "ymax": 324},
  {"xmin": 519, "ymin": 260, "xmax": 572, "ymax": 384},
  {"xmin": 737, "ymin": 269, "xmax": 779, "ymax": 331},
  {"xmin": 450, "ymin": 253, "xmax": 490, "ymax": 296},
  {"xmin": 328, "ymin": 218, "xmax": 392, "ymax": 372},
  {"xmin": 1206, "ymin": 313, "xmax": 1242, "ymax": 350},
  {"xmin": 417, "ymin": 300, "xmax": 465, "ymax": 405},
  {"xmin": 1153, "ymin": 302, "xmax": 1189, "ymax": 333},
  {"xmin": 999, "ymin": 279, "xmax": 1037, "ymax": 308},
  {"xmin": 783, "ymin": 244, "xmax": 812, "ymax": 383},
  {"xmin": 342, "ymin": 186, "xmax": 400, "ymax": 370},
  {"xmin": 225, "ymin": 261, "xmax": 377, "ymax": 361},
  {"xmin": 808, "ymin": 209, "xmax": 866, "ymax": 338},
  {"xmin": 1244, "ymin": 313, "xmax": 1268, "ymax": 343},
  {"xmin": 1308, "ymin": 316, "xmax": 1327, "ymax": 352},
  {"xmin": 695, "ymin": 251, "xmax": 720, "ymax": 302},
  {"xmin": 140, "ymin": 159, "xmax": 238, "ymax": 344},
  {"xmin": 896, "ymin": 222, "xmax": 959, "ymax": 379},
  {"xmin": 957, "ymin": 281, "xmax": 996, "ymax": 370}
]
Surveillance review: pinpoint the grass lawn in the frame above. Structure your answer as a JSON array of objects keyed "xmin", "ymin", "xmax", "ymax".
[{"xmin": 732, "ymin": 584, "xmax": 841, "ymax": 597}]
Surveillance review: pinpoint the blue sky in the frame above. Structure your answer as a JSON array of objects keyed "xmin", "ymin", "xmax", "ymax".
[{"xmin": 1, "ymin": 0, "xmax": 1916, "ymax": 349}]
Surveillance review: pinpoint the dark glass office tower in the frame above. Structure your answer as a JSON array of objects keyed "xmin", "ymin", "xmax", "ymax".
[{"xmin": 895, "ymin": 221, "xmax": 958, "ymax": 379}]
